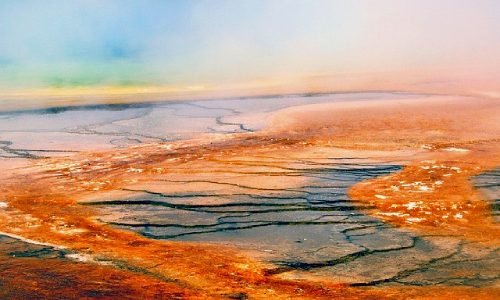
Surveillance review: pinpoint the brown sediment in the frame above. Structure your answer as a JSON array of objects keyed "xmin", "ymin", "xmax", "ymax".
[{"xmin": 0, "ymin": 95, "xmax": 498, "ymax": 298}]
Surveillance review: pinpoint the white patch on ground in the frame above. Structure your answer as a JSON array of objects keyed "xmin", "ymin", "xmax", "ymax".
[
  {"xmin": 160, "ymin": 144, "xmax": 174, "ymax": 150},
  {"xmin": 23, "ymin": 214, "xmax": 39, "ymax": 222},
  {"xmin": 443, "ymin": 147, "xmax": 470, "ymax": 152},
  {"xmin": 65, "ymin": 253, "xmax": 94, "ymax": 263},
  {"xmin": 375, "ymin": 194, "xmax": 387, "ymax": 199},
  {"xmin": 57, "ymin": 228, "xmax": 88, "ymax": 235},
  {"xmin": 65, "ymin": 253, "xmax": 114, "ymax": 266},
  {"xmin": 50, "ymin": 220, "xmax": 88, "ymax": 236},
  {"xmin": 408, "ymin": 181, "xmax": 433, "ymax": 192},
  {"xmin": 403, "ymin": 201, "xmax": 423, "ymax": 210},
  {"xmin": 406, "ymin": 217, "xmax": 424, "ymax": 223},
  {"xmin": 82, "ymin": 180, "xmax": 108, "ymax": 191},
  {"xmin": 418, "ymin": 185, "xmax": 432, "ymax": 192},
  {"xmin": 0, "ymin": 202, "xmax": 8, "ymax": 209},
  {"xmin": 390, "ymin": 185, "xmax": 400, "ymax": 192},
  {"xmin": 376, "ymin": 212, "xmax": 409, "ymax": 217}
]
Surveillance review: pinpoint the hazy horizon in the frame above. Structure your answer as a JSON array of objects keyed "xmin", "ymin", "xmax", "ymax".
[{"xmin": 1, "ymin": 0, "xmax": 500, "ymax": 101}]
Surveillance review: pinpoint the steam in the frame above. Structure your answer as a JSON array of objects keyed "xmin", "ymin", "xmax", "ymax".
[{"xmin": 0, "ymin": 0, "xmax": 499, "ymax": 89}]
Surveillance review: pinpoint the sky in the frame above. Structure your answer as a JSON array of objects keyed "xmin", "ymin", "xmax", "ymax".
[{"xmin": 0, "ymin": 0, "xmax": 499, "ymax": 97}]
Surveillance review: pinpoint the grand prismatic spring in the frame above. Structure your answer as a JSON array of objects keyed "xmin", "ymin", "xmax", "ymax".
[{"xmin": 0, "ymin": 1, "xmax": 499, "ymax": 299}]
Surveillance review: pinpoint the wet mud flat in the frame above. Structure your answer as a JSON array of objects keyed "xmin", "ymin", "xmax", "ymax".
[
  {"xmin": 88, "ymin": 160, "xmax": 499, "ymax": 288},
  {"xmin": 0, "ymin": 92, "xmax": 420, "ymax": 159},
  {"xmin": 0, "ymin": 93, "xmax": 499, "ymax": 298},
  {"xmin": 474, "ymin": 168, "xmax": 500, "ymax": 222}
]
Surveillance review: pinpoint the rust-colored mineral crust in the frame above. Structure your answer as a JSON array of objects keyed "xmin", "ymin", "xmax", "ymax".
[{"xmin": 0, "ymin": 96, "xmax": 498, "ymax": 299}]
